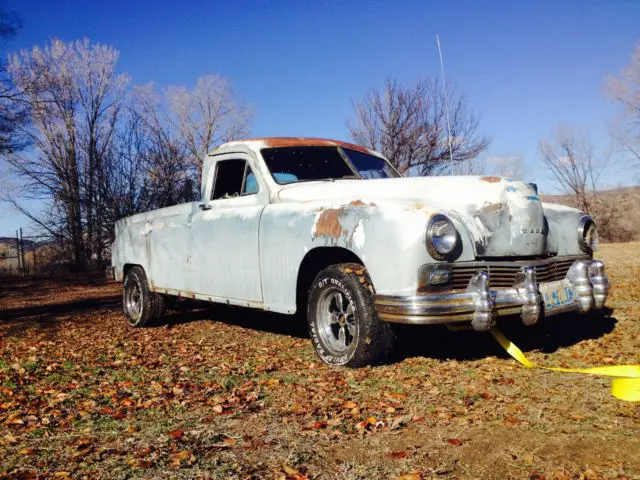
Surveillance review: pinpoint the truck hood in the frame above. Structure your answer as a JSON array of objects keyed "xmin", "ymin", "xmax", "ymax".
[{"xmin": 277, "ymin": 175, "xmax": 564, "ymax": 257}]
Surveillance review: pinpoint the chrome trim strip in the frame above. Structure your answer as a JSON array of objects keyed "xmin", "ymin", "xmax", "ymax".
[{"xmin": 449, "ymin": 255, "xmax": 590, "ymax": 269}]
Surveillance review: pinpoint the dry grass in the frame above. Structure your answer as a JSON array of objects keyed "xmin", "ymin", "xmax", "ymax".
[{"xmin": 1, "ymin": 244, "xmax": 639, "ymax": 479}]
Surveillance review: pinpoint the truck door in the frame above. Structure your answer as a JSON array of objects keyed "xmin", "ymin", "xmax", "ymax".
[{"xmin": 188, "ymin": 153, "xmax": 266, "ymax": 302}]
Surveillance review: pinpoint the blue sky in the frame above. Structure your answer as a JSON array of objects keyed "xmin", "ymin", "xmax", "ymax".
[{"xmin": 1, "ymin": 0, "xmax": 639, "ymax": 235}]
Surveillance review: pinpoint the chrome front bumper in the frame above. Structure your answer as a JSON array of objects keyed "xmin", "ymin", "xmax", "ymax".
[{"xmin": 374, "ymin": 259, "xmax": 610, "ymax": 331}]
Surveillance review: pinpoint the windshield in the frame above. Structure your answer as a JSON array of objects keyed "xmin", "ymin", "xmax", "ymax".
[
  {"xmin": 261, "ymin": 146, "xmax": 399, "ymax": 184},
  {"xmin": 342, "ymin": 148, "xmax": 399, "ymax": 179}
]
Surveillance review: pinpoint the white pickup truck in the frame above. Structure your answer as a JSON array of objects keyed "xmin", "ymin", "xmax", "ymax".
[{"xmin": 112, "ymin": 137, "xmax": 610, "ymax": 366}]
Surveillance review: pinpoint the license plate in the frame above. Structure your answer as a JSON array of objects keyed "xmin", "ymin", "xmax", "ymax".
[{"xmin": 539, "ymin": 280, "xmax": 575, "ymax": 311}]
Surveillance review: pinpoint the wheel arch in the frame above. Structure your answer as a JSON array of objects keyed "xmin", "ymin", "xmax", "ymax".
[
  {"xmin": 295, "ymin": 246, "xmax": 366, "ymax": 314},
  {"xmin": 123, "ymin": 263, "xmax": 141, "ymax": 278}
]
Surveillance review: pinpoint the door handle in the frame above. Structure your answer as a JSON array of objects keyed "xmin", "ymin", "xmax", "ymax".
[{"xmin": 199, "ymin": 203, "xmax": 212, "ymax": 211}]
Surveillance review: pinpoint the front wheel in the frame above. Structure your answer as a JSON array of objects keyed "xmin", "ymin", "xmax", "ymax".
[
  {"xmin": 123, "ymin": 266, "xmax": 166, "ymax": 327},
  {"xmin": 307, "ymin": 263, "xmax": 395, "ymax": 367}
]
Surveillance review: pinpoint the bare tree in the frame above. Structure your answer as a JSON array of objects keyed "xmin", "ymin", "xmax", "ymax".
[
  {"xmin": 538, "ymin": 127, "xmax": 632, "ymax": 240},
  {"xmin": 0, "ymin": 8, "xmax": 28, "ymax": 157},
  {"xmin": 538, "ymin": 126, "xmax": 608, "ymax": 213},
  {"xmin": 347, "ymin": 77, "xmax": 490, "ymax": 175},
  {"xmin": 7, "ymin": 38, "xmax": 128, "ymax": 268},
  {"xmin": 132, "ymin": 83, "xmax": 196, "ymax": 208},
  {"xmin": 127, "ymin": 77, "xmax": 251, "ymax": 209},
  {"xmin": 167, "ymin": 74, "xmax": 252, "ymax": 169},
  {"xmin": 3, "ymin": 36, "xmax": 252, "ymax": 268},
  {"xmin": 606, "ymin": 42, "xmax": 640, "ymax": 164},
  {"xmin": 103, "ymin": 107, "xmax": 154, "ymax": 220}
]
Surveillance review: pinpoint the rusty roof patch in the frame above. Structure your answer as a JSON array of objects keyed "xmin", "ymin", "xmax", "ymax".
[
  {"xmin": 480, "ymin": 176, "xmax": 502, "ymax": 183},
  {"xmin": 246, "ymin": 137, "xmax": 374, "ymax": 155}
]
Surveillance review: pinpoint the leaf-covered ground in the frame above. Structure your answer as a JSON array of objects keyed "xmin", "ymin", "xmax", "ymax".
[{"xmin": 1, "ymin": 244, "xmax": 639, "ymax": 479}]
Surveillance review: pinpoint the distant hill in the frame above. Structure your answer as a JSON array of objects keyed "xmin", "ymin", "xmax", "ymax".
[{"xmin": 541, "ymin": 186, "xmax": 640, "ymax": 242}]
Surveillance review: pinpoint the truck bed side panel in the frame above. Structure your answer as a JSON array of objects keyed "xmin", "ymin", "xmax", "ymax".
[{"xmin": 112, "ymin": 203, "xmax": 193, "ymax": 286}]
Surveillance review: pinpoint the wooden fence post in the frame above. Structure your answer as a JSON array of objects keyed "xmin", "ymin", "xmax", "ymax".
[
  {"xmin": 20, "ymin": 228, "xmax": 26, "ymax": 275},
  {"xmin": 15, "ymin": 230, "xmax": 20, "ymax": 275}
]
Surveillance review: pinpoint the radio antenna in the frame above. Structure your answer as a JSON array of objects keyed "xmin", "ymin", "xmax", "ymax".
[{"xmin": 436, "ymin": 34, "xmax": 454, "ymax": 175}]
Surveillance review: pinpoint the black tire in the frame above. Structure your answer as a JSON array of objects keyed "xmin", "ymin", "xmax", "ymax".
[
  {"xmin": 123, "ymin": 266, "xmax": 166, "ymax": 327},
  {"xmin": 307, "ymin": 263, "xmax": 396, "ymax": 367}
]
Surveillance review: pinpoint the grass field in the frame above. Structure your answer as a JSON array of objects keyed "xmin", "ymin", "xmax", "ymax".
[{"xmin": 1, "ymin": 244, "xmax": 639, "ymax": 479}]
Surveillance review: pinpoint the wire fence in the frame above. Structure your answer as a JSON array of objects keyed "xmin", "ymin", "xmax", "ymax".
[{"xmin": 0, "ymin": 228, "xmax": 77, "ymax": 277}]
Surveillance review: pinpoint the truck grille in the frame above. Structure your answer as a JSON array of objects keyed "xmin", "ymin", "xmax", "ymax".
[{"xmin": 447, "ymin": 256, "xmax": 587, "ymax": 290}]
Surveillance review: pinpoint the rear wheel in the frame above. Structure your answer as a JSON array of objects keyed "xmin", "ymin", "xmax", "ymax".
[
  {"xmin": 307, "ymin": 263, "xmax": 395, "ymax": 367},
  {"xmin": 123, "ymin": 266, "xmax": 165, "ymax": 327}
]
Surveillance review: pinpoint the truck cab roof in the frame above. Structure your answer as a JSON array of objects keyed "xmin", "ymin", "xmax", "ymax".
[{"xmin": 213, "ymin": 137, "xmax": 381, "ymax": 157}]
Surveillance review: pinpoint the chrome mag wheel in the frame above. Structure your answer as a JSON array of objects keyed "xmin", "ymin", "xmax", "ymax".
[
  {"xmin": 316, "ymin": 288, "xmax": 357, "ymax": 355},
  {"xmin": 125, "ymin": 277, "xmax": 143, "ymax": 321}
]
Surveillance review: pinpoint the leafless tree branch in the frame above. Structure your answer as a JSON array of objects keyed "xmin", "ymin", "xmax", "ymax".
[{"xmin": 347, "ymin": 77, "xmax": 490, "ymax": 176}]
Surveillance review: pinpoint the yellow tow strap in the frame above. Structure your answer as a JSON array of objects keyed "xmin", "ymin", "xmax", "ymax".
[{"xmin": 490, "ymin": 328, "xmax": 640, "ymax": 402}]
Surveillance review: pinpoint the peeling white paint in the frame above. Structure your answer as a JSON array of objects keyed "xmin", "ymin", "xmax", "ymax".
[
  {"xmin": 471, "ymin": 215, "xmax": 491, "ymax": 246},
  {"xmin": 352, "ymin": 219, "xmax": 365, "ymax": 249},
  {"xmin": 310, "ymin": 209, "xmax": 322, "ymax": 238}
]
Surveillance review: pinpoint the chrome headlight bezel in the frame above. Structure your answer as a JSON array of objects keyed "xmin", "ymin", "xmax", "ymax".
[
  {"xmin": 426, "ymin": 214, "xmax": 459, "ymax": 260},
  {"xmin": 578, "ymin": 215, "xmax": 598, "ymax": 253}
]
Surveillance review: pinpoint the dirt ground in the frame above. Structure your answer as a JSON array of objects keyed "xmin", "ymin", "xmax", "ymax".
[{"xmin": 1, "ymin": 243, "xmax": 639, "ymax": 479}]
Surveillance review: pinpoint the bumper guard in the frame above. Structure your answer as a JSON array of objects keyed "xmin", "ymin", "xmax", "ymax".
[{"xmin": 374, "ymin": 259, "xmax": 610, "ymax": 331}]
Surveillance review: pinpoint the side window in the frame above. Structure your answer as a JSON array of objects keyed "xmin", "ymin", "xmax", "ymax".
[
  {"xmin": 211, "ymin": 159, "xmax": 259, "ymax": 200},
  {"xmin": 243, "ymin": 168, "xmax": 258, "ymax": 195}
]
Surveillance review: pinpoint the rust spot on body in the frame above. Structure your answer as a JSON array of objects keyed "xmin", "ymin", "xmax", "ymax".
[
  {"xmin": 313, "ymin": 205, "xmax": 369, "ymax": 248},
  {"xmin": 349, "ymin": 199, "xmax": 376, "ymax": 207},
  {"xmin": 480, "ymin": 202, "xmax": 504, "ymax": 215},
  {"xmin": 480, "ymin": 176, "xmax": 502, "ymax": 183},
  {"xmin": 406, "ymin": 203, "xmax": 428, "ymax": 211},
  {"xmin": 314, "ymin": 209, "xmax": 345, "ymax": 239}
]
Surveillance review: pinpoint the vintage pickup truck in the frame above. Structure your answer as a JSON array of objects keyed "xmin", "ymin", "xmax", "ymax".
[{"xmin": 112, "ymin": 137, "xmax": 610, "ymax": 366}]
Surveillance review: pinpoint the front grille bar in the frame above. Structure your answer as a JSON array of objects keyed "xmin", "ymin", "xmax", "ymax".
[{"xmin": 422, "ymin": 255, "xmax": 591, "ymax": 292}]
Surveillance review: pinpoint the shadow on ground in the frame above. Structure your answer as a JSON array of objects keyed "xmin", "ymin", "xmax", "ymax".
[
  {"xmin": 0, "ymin": 295, "xmax": 121, "ymax": 338},
  {"xmin": 161, "ymin": 302, "xmax": 617, "ymax": 364},
  {"xmin": 1, "ymin": 279, "xmax": 617, "ymax": 365},
  {"xmin": 160, "ymin": 302, "xmax": 310, "ymax": 339},
  {"xmin": 391, "ymin": 307, "xmax": 617, "ymax": 362},
  {"xmin": 0, "ymin": 273, "xmax": 110, "ymax": 299}
]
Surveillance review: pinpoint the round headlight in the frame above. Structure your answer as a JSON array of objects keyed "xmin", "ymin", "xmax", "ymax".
[
  {"xmin": 427, "ymin": 214, "xmax": 458, "ymax": 259},
  {"xmin": 578, "ymin": 215, "xmax": 598, "ymax": 253}
]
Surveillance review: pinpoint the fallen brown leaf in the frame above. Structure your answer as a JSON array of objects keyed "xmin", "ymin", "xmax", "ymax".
[
  {"xmin": 282, "ymin": 463, "xmax": 300, "ymax": 475},
  {"xmin": 389, "ymin": 451, "xmax": 408, "ymax": 459},
  {"xmin": 396, "ymin": 473, "xmax": 421, "ymax": 480}
]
